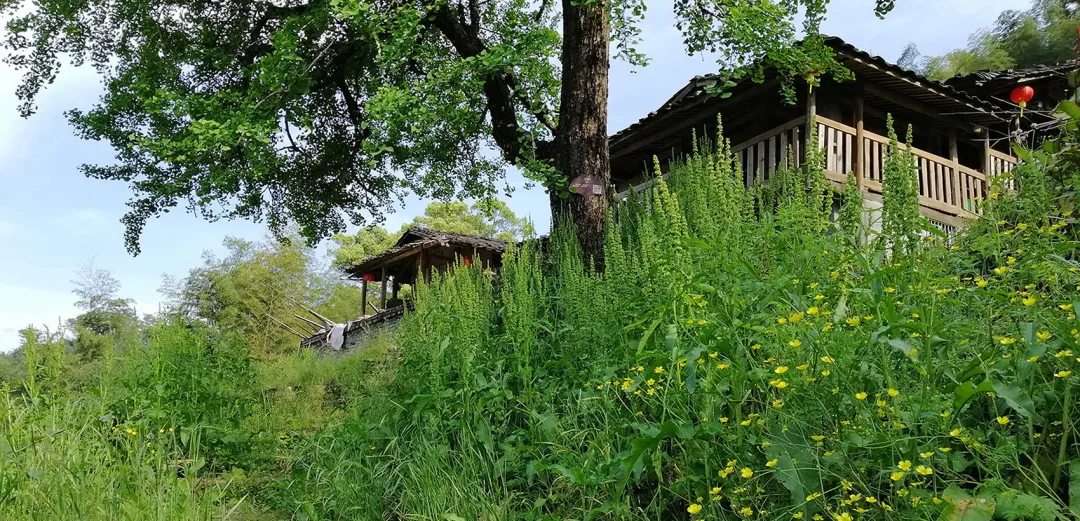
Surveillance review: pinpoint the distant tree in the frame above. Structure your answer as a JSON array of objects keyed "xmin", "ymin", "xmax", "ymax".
[
  {"xmin": 69, "ymin": 260, "xmax": 137, "ymax": 361},
  {"xmin": 906, "ymin": 0, "xmax": 1079, "ymax": 80},
  {"xmin": 329, "ymin": 199, "xmax": 534, "ymax": 268}
]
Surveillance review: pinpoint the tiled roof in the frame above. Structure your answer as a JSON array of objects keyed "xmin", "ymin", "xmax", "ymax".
[
  {"xmin": 944, "ymin": 62, "xmax": 1078, "ymax": 94},
  {"xmin": 342, "ymin": 226, "xmax": 507, "ymax": 277}
]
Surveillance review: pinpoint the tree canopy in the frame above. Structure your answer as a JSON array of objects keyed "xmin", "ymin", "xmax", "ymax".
[
  {"xmin": 900, "ymin": 0, "xmax": 1080, "ymax": 80},
  {"xmin": 3, "ymin": 0, "xmax": 897, "ymax": 259}
]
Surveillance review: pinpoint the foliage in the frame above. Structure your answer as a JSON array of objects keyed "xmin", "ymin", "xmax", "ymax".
[
  {"xmin": 879, "ymin": 115, "xmax": 923, "ymax": 258},
  {"xmin": 2, "ymin": 0, "xmax": 897, "ymax": 253},
  {"xmin": 905, "ymin": 0, "xmax": 1080, "ymax": 80}
]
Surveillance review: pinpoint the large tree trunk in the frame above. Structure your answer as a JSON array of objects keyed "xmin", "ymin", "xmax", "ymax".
[{"xmin": 553, "ymin": 0, "xmax": 610, "ymax": 267}]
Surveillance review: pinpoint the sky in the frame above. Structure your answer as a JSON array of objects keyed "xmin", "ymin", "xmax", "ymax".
[{"xmin": 0, "ymin": 0, "xmax": 1029, "ymax": 351}]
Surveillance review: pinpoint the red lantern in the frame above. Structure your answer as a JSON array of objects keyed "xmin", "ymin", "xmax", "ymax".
[
  {"xmin": 462, "ymin": 256, "xmax": 473, "ymax": 266},
  {"xmin": 1010, "ymin": 85, "xmax": 1034, "ymax": 117},
  {"xmin": 362, "ymin": 273, "xmax": 375, "ymax": 282}
]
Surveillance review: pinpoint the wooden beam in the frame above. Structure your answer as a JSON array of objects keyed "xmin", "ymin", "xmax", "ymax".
[
  {"xmin": 361, "ymin": 278, "xmax": 368, "ymax": 317},
  {"xmin": 949, "ymin": 128, "xmax": 960, "ymax": 207},
  {"xmin": 863, "ymin": 83, "xmax": 981, "ymax": 133},
  {"xmin": 294, "ymin": 314, "xmax": 326, "ymax": 332},
  {"xmin": 805, "ymin": 86, "xmax": 817, "ymax": 167},
  {"xmin": 267, "ymin": 315, "xmax": 307, "ymax": 339},
  {"xmin": 379, "ymin": 264, "xmax": 388, "ymax": 309},
  {"xmin": 854, "ymin": 92, "xmax": 865, "ymax": 187},
  {"xmin": 419, "ymin": 246, "xmax": 428, "ymax": 284}
]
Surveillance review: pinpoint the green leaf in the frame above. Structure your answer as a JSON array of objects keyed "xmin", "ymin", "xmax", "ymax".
[
  {"xmin": 1070, "ymin": 459, "xmax": 1080, "ymax": 518},
  {"xmin": 1057, "ymin": 100, "xmax": 1080, "ymax": 121},
  {"xmin": 939, "ymin": 484, "xmax": 995, "ymax": 521},
  {"xmin": 953, "ymin": 379, "xmax": 993, "ymax": 411},
  {"xmin": 990, "ymin": 380, "xmax": 1042, "ymax": 421}
]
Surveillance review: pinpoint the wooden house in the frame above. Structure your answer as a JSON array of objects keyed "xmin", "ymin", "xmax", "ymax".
[
  {"xmin": 608, "ymin": 36, "xmax": 1066, "ymax": 232},
  {"xmin": 300, "ymin": 227, "xmax": 507, "ymax": 350}
]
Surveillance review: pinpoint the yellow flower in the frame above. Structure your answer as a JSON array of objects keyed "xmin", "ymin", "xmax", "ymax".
[
  {"xmin": 821, "ymin": 370, "xmax": 831, "ymax": 377},
  {"xmin": 950, "ymin": 428, "xmax": 963, "ymax": 436},
  {"xmin": 687, "ymin": 503, "xmax": 703, "ymax": 515},
  {"xmin": 796, "ymin": 364, "xmax": 809, "ymax": 370},
  {"xmin": 821, "ymin": 355, "xmax": 835, "ymax": 364},
  {"xmin": 864, "ymin": 497, "xmax": 877, "ymax": 503},
  {"xmin": 919, "ymin": 451, "xmax": 934, "ymax": 458},
  {"xmin": 793, "ymin": 513, "xmax": 805, "ymax": 519},
  {"xmin": 775, "ymin": 366, "xmax": 789, "ymax": 374},
  {"xmin": 772, "ymin": 399, "xmax": 785, "ymax": 409},
  {"xmin": 810, "ymin": 435, "xmax": 825, "ymax": 441},
  {"xmin": 897, "ymin": 460, "xmax": 912, "ymax": 471},
  {"xmin": 741, "ymin": 468, "xmax": 754, "ymax": 479},
  {"xmin": 740, "ymin": 419, "xmax": 752, "ymax": 427},
  {"xmin": 647, "ymin": 379, "xmax": 656, "ymax": 386},
  {"xmin": 939, "ymin": 447, "xmax": 952, "ymax": 453},
  {"xmin": 1007, "ymin": 256, "xmax": 1018, "ymax": 265},
  {"xmin": 890, "ymin": 471, "xmax": 905, "ymax": 481},
  {"xmin": 855, "ymin": 392, "xmax": 868, "ymax": 400},
  {"xmin": 845, "ymin": 316, "xmax": 861, "ymax": 327},
  {"xmin": 994, "ymin": 266, "xmax": 1010, "ymax": 275},
  {"xmin": 887, "ymin": 388, "xmax": 899, "ymax": 397},
  {"xmin": 915, "ymin": 465, "xmax": 933, "ymax": 476},
  {"xmin": 998, "ymin": 337, "xmax": 1016, "ymax": 345},
  {"xmin": 1036, "ymin": 331, "xmax": 1051, "ymax": 341},
  {"xmin": 770, "ymin": 379, "xmax": 789, "ymax": 389},
  {"xmin": 718, "ymin": 363, "xmax": 731, "ymax": 369},
  {"xmin": 1028, "ymin": 356, "xmax": 1039, "ymax": 363},
  {"xmin": 1054, "ymin": 370, "xmax": 1072, "ymax": 378},
  {"xmin": 790, "ymin": 312, "xmax": 804, "ymax": 323},
  {"xmin": 808, "ymin": 306, "xmax": 820, "ymax": 315},
  {"xmin": 778, "ymin": 318, "xmax": 788, "ymax": 324},
  {"xmin": 885, "ymin": 287, "xmax": 896, "ymax": 293},
  {"xmin": 789, "ymin": 339, "xmax": 802, "ymax": 348},
  {"xmin": 836, "ymin": 513, "xmax": 853, "ymax": 521},
  {"xmin": 822, "ymin": 322, "xmax": 833, "ymax": 332},
  {"xmin": 876, "ymin": 399, "xmax": 887, "ymax": 407},
  {"xmin": 698, "ymin": 320, "xmax": 707, "ymax": 326},
  {"xmin": 975, "ymin": 278, "xmax": 988, "ymax": 288},
  {"xmin": 1023, "ymin": 296, "xmax": 1037, "ymax": 307},
  {"xmin": 932, "ymin": 497, "xmax": 944, "ymax": 505},
  {"xmin": 766, "ymin": 459, "xmax": 778, "ymax": 467},
  {"xmin": 720, "ymin": 417, "xmax": 730, "ymax": 423},
  {"xmin": 709, "ymin": 351, "xmax": 719, "ymax": 358},
  {"xmin": 654, "ymin": 366, "xmax": 664, "ymax": 374},
  {"xmin": 1055, "ymin": 349, "xmax": 1073, "ymax": 358},
  {"xmin": 815, "ymin": 294, "xmax": 825, "ymax": 301},
  {"xmin": 740, "ymin": 506, "xmax": 754, "ymax": 517}
]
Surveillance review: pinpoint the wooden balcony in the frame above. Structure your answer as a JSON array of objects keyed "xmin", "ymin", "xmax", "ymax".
[{"xmin": 733, "ymin": 116, "xmax": 1019, "ymax": 228}]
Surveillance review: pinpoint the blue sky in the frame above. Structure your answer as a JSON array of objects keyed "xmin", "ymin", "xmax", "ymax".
[{"xmin": 0, "ymin": 0, "xmax": 1028, "ymax": 351}]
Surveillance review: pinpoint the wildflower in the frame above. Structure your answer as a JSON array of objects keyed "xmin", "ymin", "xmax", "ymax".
[
  {"xmin": 808, "ymin": 306, "xmax": 820, "ymax": 315},
  {"xmin": 687, "ymin": 504, "xmax": 703, "ymax": 515},
  {"xmin": 773, "ymin": 399, "xmax": 785, "ymax": 409},
  {"xmin": 821, "ymin": 370, "xmax": 831, "ymax": 377},
  {"xmin": 1060, "ymin": 303, "xmax": 1073, "ymax": 311},
  {"xmin": 950, "ymin": 428, "xmax": 962, "ymax": 436},
  {"xmin": 939, "ymin": 447, "xmax": 951, "ymax": 453},
  {"xmin": 811, "ymin": 435, "xmax": 825, "ymax": 441},
  {"xmin": 932, "ymin": 497, "xmax": 944, "ymax": 505},
  {"xmin": 1055, "ymin": 349, "xmax": 1073, "ymax": 358},
  {"xmin": 915, "ymin": 465, "xmax": 933, "ymax": 476},
  {"xmin": 646, "ymin": 388, "xmax": 656, "ymax": 396},
  {"xmin": 997, "ymin": 337, "xmax": 1017, "ymax": 345},
  {"xmin": 996, "ymin": 416, "xmax": 1010, "ymax": 425},
  {"xmin": 740, "ymin": 419, "xmax": 752, "ymax": 427},
  {"xmin": 721, "ymin": 417, "xmax": 730, "ymax": 423},
  {"xmin": 778, "ymin": 318, "xmax": 788, "ymax": 324},
  {"xmin": 821, "ymin": 355, "xmax": 835, "ymax": 364},
  {"xmin": 796, "ymin": 364, "xmax": 809, "ymax": 370},
  {"xmin": 718, "ymin": 363, "xmax": 731, "ymax": 369},
  {"xmin": 769, "ymin": 379, "xmax": 789, "ymax": 389},
  {"xmin": 741, "ymin": 468, "xmax": 753, "ymax": 479},
  {"xmin": 863, "ymin": 315, "xmax": 874, "ymax": 321},
  {"xmin": 815, "ymin": 294, "xmax": 825, "ymax": 301},
  {"xmin": 1023, "ymin": 296, "xmax": 1037, "ymax": 307},
  {"xmin": 793, "ymin": 513, "xmax": 805, "ymax": 519},
  {"xmin": 1054, "ymin": 370, "xmax": 1072, "ymax": 378},
  {"xmin": 740, "ymin": 506, "xmax": 754, "ymax": 517},
  {"xmin": 885, "ymin": 287, "xmax": 896, "ymax": 293},
  {"xmin": 1028, "ymin": 356, "xmax": 1040, "ymax": 363},
  {"xmin": 940, "ymin": 411, "xmax": 951, "ymax": 417},
  {"xmin": 887, "ymin": 388, "xmax": 899, "ymax": 397},
  {"xmin": 1007, "ymin": 256, "xmax": 1018, "ymax": 265},
  {"xmin": 846, "ymin": 316, "xmax": 861, "ymax": 327},
  {"xmin": 855, "ymin": 392, "xmax": 868, "ymax": 400},
  {"xmin": 789, "ymin": 339, "xmax": 802, "ymax": 348},
  {"xmin": 890, "ymin": 471, "xmax": 905, "ymax": 481},
  {"xmin": 709, "ymin": 352, "xmax": 719, "ymax": 358},
  {"xmin": 897, "ymin": 460, "xmax": 912, "ymax": 471},
  {"xmin": 710, "ymin": 487, "xmax": 723, "ymax": 495},
  {"xmin": 1036, "ymin": 331, "xmax": 1051, "ymax": 341},
  {"xmin": 975, "ymin": 278, "xmax": 988, "ymax": 288},
  {"xmin": 822, "ymin": 322, "xmax": 833, "ymax": 332},
  {"xmin": 836, "ymin": 513, "xmax": 853, "ymax": 521},
  {"xmin": 864, "ymin": 497, "xmax": 877, "ymax": 503},
  {"xmin": 751, "ymin": 344, "xmax": 762, "ymax": 350},
  {"xmin": 697, "ymin": 320, "xmax": 707, "ymax": 326},
  {"xmin": 807, "ymin": 492, "xmax": 823, "ymax": 501},
  {"xmin": 775, "ymin": 366, "xmax": 789, "ymax": 374},
  {"xmin": 766, "ymin": 459, "xmax": 778, "ymax": 467},
  {"xmin": 790, "ymin": 312, "xmax": 804, "ymax": 323},
  {"xmin": 994, "ymin": 266, "xmax": 1010, "ymax": 275},
  {"xmin": 654, "ymin": 366, "xmax": 664, "ymax": 374},
  {"xmin": 1017, "ymin": 223, "xmax": 1029, "ymax": 230},
  {"xmin": 876, "ymin": 399, "xmax": 887, "ymax": 407},
  {"xmin": 920, "ymin": 451, "xmax": 934, "ymax": 458}
]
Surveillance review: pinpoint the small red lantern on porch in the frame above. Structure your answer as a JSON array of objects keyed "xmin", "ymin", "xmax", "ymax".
[
  {"xmin": 362, "ymin": 273, "xmax": 375, "ymax": 282},
  {"xmin": 462, "ymin": 256, "xmax": 473, "ymax": 266},
  {"xmin": 1010, "ymin": 85, "xmax": 1034, "ymax": 117}
]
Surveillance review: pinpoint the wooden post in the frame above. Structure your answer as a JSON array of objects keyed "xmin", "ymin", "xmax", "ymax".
[
  {"xmin": 948, "ymin": 128, "xmax": 960, "ymax": 207},
  {"xmin": 854, "ymin": 92, "xmax": 865, "ymax": 188},
  {"xmin": 805, "ymin": 87, "xmax": 817, "ymax": 168},
  {"xmin": 419, "ymin": 247, "xmax": 428, "ymax": 284},
  {"xmin": 360, "ymin": 278, "xmax": 368, "ymax": 317},
  {"xmin": 392, "ymin": 277, "xmax": 399, "ymax": 300},
  {"xmin": 379, "ymin": 264, "xmax": 388, "ymax": 309}
]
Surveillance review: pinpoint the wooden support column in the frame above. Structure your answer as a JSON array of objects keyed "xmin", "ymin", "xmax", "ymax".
[
  {"xmin": 805, "ymin": 87, "xmax": 817, "ymax": 167},
  {"xmin": 854, "ymin": 92, "xmax": 865, "ymax": 187},
  {"xmin": 418, "ymin": 247, "xmax": 428, "ymax": 284},
  {"xmin": 379, "ymin": 265, "xmax": 388, "ymax": 309},
  {"xmin": 948, "ymin": 128, "xmax": 960, "ymax": 206},
  {"xmin": 360, "ymin": 278, "xmax": 368, "ymax": 317},
  {"xmin": 392, "ymin": 277, "xmax": 399, "ymax": 300}
]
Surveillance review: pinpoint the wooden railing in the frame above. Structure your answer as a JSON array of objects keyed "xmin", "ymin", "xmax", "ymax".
[{"xmin": 732, "ymin": 116, "xmax": 805, "ymax": 186}]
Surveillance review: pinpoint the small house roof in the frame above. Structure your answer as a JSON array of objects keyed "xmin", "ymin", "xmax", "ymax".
[
  {"xmin": 943, "ymin": 62, "xmax": 1078, "ymax": 101},
  {"xmin": 342, "ymin": 227, "xmax": 507, "ymax": 279}
]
